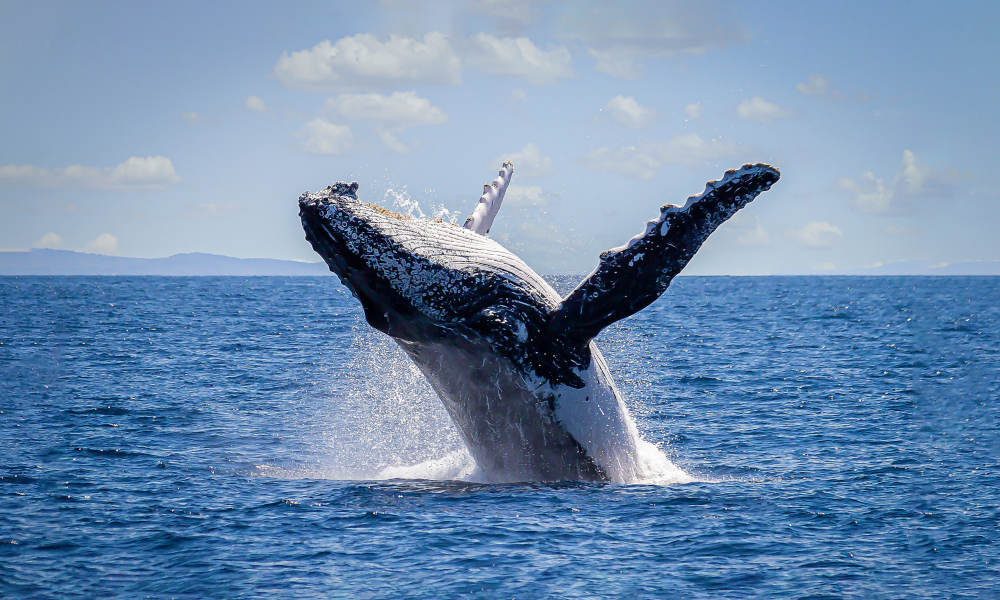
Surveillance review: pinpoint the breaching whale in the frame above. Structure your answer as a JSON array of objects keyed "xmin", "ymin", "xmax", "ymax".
[{"xmin": 299, "ymin": 162, "xmax": 779, "ymax": 482}]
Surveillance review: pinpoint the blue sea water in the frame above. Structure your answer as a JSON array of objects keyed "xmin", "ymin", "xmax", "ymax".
[{"xmin": 1, "ymin": 275, "xmax": 998, "ymax": 598}]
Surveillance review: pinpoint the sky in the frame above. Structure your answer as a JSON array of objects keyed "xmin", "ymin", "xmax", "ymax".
[{"xmin": 1, "ymin": 0, "xmax": 998, "ymax": 274}]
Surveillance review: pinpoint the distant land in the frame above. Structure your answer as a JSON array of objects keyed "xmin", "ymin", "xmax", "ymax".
[
  {"xmin": 1, "ymin": 249, "xmax": 999, "ymax": 276},
  {"xmin": 832, "ymin": 260, "xmax": 1000, "ymax": 276},
  {"xmin": 0, "ymin": 249, "xmax": 329, "ymax": 276}
]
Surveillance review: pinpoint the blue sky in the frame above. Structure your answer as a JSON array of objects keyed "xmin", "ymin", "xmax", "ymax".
[{"xmin": 1, "ymin": 0, "xmax": 997, "ymax": 274}]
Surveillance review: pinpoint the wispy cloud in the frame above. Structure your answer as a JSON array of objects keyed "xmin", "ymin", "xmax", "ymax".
[
  {"xmin": 323, "ymin": 91, "xmax": 447, "ymax": 153},
  {"xmin": 796, "ymin": 74, "xmax": 829, "ymax": 96},
  {"xmin": 495, "ymin": 143, "xmax": 553, "ymax": 178},
  {"xmin": 504, "ymin": 184, "xmax": 548, "ymax": 206},
  {"xmin": 602, "ymin": 95, "xmax": 655, "ymax": 129},
  {"xmin": 737, "ymin": 97, "xmax": 791, "ymax": 122},
  {"xmin": 465, "ymin": 34, "xmax": 573, "ymax": 84},
  {"xmin": 839, "ymin": 150, "xmax": 957, "ymax": 215},
  {"xmin": 324, "ymin": 92, "xmax": 446, "ymax": 127},
  {"xmin": 557, "ymin": 2, "xmax": 746, "ymax": 79},
  {"xmin": 726, "ymin": 213, "xmax": 770, "ymax": 246},
  {"xmin": 245, "ymin": 96, "xmax": 268, "ymax": 112},
  {"xmin": 583, "ymin": 134, "xmax": 743, "ymax": 179},
  {"xmin": 82, "ymin": 233, "xmax": 118, "ymax": 255},
  {"xmin": 793, "ymin": 221, "xmax": 843, "ymax": 248},
  {"xmin": 296, "ymin": 119, "xmax": 353, "ymax": 155},
  {"xmin": 0, "ymin": 156, "xmax": 180, "ymax": 190},
  {"xmin": 33, "ymin": 232, "xmax": 63, "ymax": 249}
]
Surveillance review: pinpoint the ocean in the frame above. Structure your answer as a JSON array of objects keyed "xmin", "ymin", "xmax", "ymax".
[{"xmin": 1, "ymin": 276, "xmax": 997, "ymax": 598}]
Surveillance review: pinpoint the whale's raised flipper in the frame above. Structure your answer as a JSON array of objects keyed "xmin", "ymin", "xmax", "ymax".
[
  {"xmin": 463, "ymin": 161, "xmax": 513, "ymax": 235},
  {"xmin": 549, "ymin": 163, "xmax": 780, "ymax": 347}
]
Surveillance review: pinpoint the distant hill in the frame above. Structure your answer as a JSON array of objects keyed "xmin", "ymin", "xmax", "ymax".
[
  {"xmin": 844, "ymin": 260, "xmax": 1000, "ymax": 276},
  {"xmin": 2, "ymin": 249, "xmax": 998, "ymax": 276},
  {"xmin": 0, "ymin": 249, "xmax": 329, "ymax": 276}
]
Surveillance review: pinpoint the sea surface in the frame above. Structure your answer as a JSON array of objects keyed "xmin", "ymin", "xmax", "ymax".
[{"xmin": 1, "ymin": 276, "xmax": 997, "ymax": 598}]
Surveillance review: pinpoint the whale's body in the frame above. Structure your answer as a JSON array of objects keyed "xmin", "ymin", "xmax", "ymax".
[{"xmin": 299, "ymin": 163, "xmax": 779, "ymax": 482}]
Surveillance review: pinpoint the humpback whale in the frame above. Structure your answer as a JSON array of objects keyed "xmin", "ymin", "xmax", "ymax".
[{"xmin": 299, "ymin": 162, "xmax": 779, "ymax": 482}]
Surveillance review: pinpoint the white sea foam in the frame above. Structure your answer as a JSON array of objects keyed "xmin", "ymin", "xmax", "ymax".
[{"xmin": 633, "ymin": 439, "xmax": 693, "ymax": 485}]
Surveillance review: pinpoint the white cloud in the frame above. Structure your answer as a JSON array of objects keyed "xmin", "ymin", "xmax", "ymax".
[
  {"xmin": 558, "ymin": 3, "xmax": 746, "ymax": 79},
  {"xmin": 839, "ymin": 150, "xmax": 956, "ymax": 215},
  {"xmin": 181, "ymin": 112, "xmax": 202, "ymax": 124},
  {"xmin": 377, "ymin": 129, "xmax": 410, "ymax": 154},
  {"xmin": 245, "ymin": 96, "xmax": 268, "ymax": 112},
  {"xmin": 603, "ymin": 95, "xmax": 655, "ymax": 129},
  {"xmin": 504, "ymin": 185, "xmax": 548, "ymax": 206},
  {"xmin": 650, "ymin": 134, "xmax": 742, "ymax": 164},
  {"xmin": 83, "ymin": 233, "xmax": 118, "ymax": 255},
  {"xmin": 33, "ymin": 232, "xmax": 63, "ymax": 249},
  {"xmin": 510, "ymin": 88, "xmax": 527, "ymax": 102},
  {"xmin": 110, "ymin": 157, "xmax": 180, "ymax": 187},
  {"xmin": 495, "ymin": 143, "xmax": 553, "ymax": 178},
  {"xmin": 737, "ymin": 97, "xmax": 790, "ymax": 122},
  {"xmin": 794, "ymin": 221, "xmax": 843, "ymax": 248},
  {"xmin": 274, "ymin": 32, "xmax": 461, "ymax": 90},
  {"xmin": 324, "ymin": 91, "xmax": 446, "ymax": 127},
  {"xmin": 684, "ymin": 102, "xmax": 702, "ymax": 119},
  {"xmin": 796, "ymin": 74, "xmax": 829, "ymax": 96},
  {"xmin": 727, "ymin": 213, "xmax": 770, "ymax": 246},
  {"xmin": 583, "ymin": 146, "xmax": 662, "ymax": 180},
  {"xmin": 839, "ymin": 172, "xmax": 891, "ymax": 214},
  {"xmin": 465, "ymin": 34, "xmax": 573, "ymax": 84},
  {"xmin": 296, "ymin": 119, "xmax": 353, "ymax": 155},
  {"xmin": 323, "ymin": 91, "xmax": 446, "ymax": 154},
  {"xmin": 583, "ymin": 134, "xmax": 742, "ymax": 179},
  {"xmin": 0, "ymin": 156, "xmax": 180, "ymax": 190},
  {"xmin": 739, "ymin": 223, "xmax": 770, "ymax": 246},
  {"xmin": 584, "ymin": 49, "xmax": 641, "ymax": 80}
]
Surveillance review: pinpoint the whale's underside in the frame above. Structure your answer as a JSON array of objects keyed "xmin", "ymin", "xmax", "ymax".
[{"xmin": 299, "ymin": 163, "xmax": 780, "ymax": 482}]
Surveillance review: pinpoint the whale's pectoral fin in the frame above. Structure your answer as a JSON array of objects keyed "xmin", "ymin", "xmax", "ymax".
[
  {"xmin": 549, "ymin": 163, "xmax": 780, "ymax": 346},
  {"xmin": 463, "ymin": 161, "xmax": 513, "ymax": 235}
]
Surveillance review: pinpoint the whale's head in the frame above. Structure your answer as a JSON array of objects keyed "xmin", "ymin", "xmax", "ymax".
[{"xmin": 298, "ymin": 182, "xmax": 561, "ymax": 355}]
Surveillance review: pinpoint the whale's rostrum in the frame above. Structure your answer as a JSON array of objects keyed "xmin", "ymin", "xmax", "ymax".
[{"xmin": 299, "ymin": 162, "xmax": 780, "ymax": 482}]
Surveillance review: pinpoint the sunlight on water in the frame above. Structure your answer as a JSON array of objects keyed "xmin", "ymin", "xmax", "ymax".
[{"xmin": 6, "ymin": 276, "xmax": 998, "ymax": 598}]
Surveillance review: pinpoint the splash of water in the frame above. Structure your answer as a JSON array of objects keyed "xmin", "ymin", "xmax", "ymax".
[
  {"xmin": 634, "ymin": 439, "xmax": 693, "ymax": 485},
  {"xmin": 384, "ymin": 186, "xmax": 461, "ymax": 223},
  {"xmin": 261, "ymin": 322, "xmax": 691, "ymax": 485}
]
